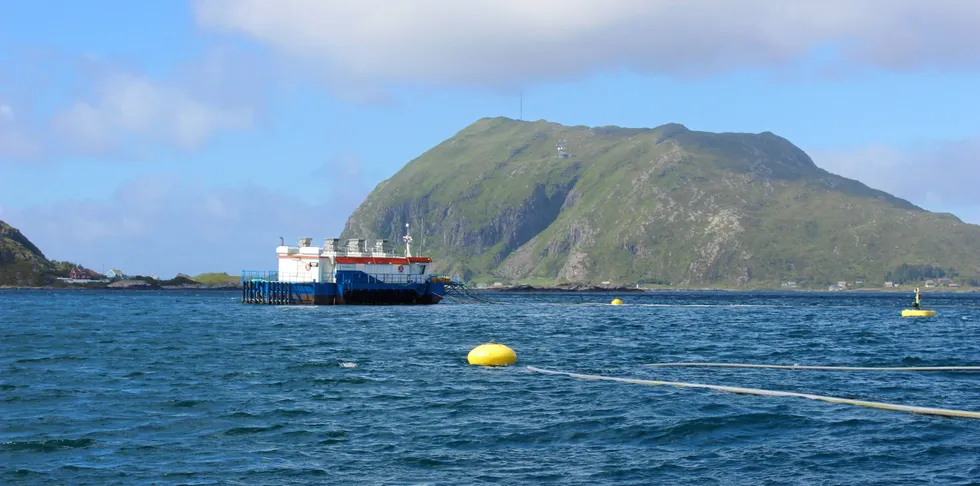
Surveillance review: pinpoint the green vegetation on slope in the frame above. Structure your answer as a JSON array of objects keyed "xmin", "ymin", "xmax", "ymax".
[
  {"xmin": 192, "ymin": 272, "xmax": 240, "ymax": 285},
  {"xmin": 0, "ymin": 220, "xmax": 54, "ymax": 286},
  {"xmin": 344, "ymin": 117, "xmax": 980, "ymax": 288}
]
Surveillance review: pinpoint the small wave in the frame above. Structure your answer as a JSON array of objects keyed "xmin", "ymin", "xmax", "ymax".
[
  {"xmin": 225, "ymin": 411, "xmax": 256, "ymax": 418},
  {"xmin": 288, "ymin": 362, "xmax": 339, "ymax": 370},
  {"xmin": 317, "ymin": 430, "xmax": 349, "ymax": 445},
  {"xmin": 311, "ymin": 376, "xmax": 373, "ymax": 385},
  {"xmin": 398, "ymin": 456, "xmax": 446, "ymax": 467},
  {"xmin": 3, "ymin": 469, "xmax": 43, "ymax": 478},
  {"xmin": 339, "ymin": 362, "xmax": 358, "ymax": 368},
  {"xmin": 0, "ymin": 384, "xmax": 20, "ymax": 391},
  {"xmin": 170, "ymin": 399, "xmax": 206, "ymax": 408},
  {"xmin": 241, "ymin": 467, "xmax": 329, "ymax": 478},
  {"xmin": 162, "ymin": 471, "xmax": 199, "ymax": 479},
  {"xmin": 15, "ymin": 355, "xmax": 87, "ymax": 364},
  {"xmin": 275, "ymin": 408, "xmax": 314, "ymax": 417},
  {"xmin": 1, "ymin": 438, "xmax": 95, "ymax": 453},
  {"xmin": 221, "ymin": 371, "xmax": 263, "ymax": 379},
  {"xmin": 655, "ymin": 412, "xmax": 813, "ymax": 442},
  {"xmin": 222, "ymin": 425, "xmax": 284, "ymax": 436}
]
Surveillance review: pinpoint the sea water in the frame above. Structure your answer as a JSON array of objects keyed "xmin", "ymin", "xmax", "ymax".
[{"xmin": 2, "ymin": 290, "xmax": 980, "ymax": 484}]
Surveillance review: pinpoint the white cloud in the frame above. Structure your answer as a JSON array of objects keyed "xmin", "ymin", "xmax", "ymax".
[
  {"xmin": 812, "ymin": 137, "xmax": 980, "ymax": 224},
  {"xmin": 0, "ymin": 127, "xmax": 40, "ymax": 160},
  {"xmin": 52, "ymin": 72, "xmax": 254, "ymax": 153},
  {"xmin": 194, "ymin": 0, "xmax": 980, "ymax": 92},
  {"xmin": 0, "ymin": 102, "xmax": 42, "ymax": 161},
  {"xmin": 3, "ymin": 159, "xmax": 373, "ymax": 276},
  {"xmin": 0, "ymin": 48, "xmax": 266, "ymax": 164}
]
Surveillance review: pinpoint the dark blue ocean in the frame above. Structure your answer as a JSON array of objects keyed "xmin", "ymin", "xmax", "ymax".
[{"xmin": 3, "ymin": 290, "xmax": 980, "ymax": 485}]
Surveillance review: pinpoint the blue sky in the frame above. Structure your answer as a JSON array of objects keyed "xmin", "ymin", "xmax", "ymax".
[{"xmin": 2, "ymin": 1, "xmax": 980, "ymax": 277}]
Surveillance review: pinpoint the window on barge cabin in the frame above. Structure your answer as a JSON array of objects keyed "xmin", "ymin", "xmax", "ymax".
[{"xmin": 420, "ymin": 265, "xmax": 426, "ymax": 274}]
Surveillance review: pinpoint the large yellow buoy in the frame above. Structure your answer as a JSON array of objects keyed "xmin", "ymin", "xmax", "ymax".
[
  {"xmin": 467, "ymin": 343, "xmax": 517, "ymax": 366},
  {"xmin": 902, "ymin": 309, "xmax": 936, "ymax": 317},
  {"xmin": 611, "ymin": 298, "xmax": 623, "ymax": 305}
]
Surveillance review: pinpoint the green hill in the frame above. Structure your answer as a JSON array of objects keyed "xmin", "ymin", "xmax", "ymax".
[
  {"xmin": 192, "ymin": 272, "xmax": 240, "ymax": 286},
  {"xmin": 343, "ymin": 117, "xmax": 980, "ymax": 288},
  {"xmin": 0, "ymin": 220, "xmax": 55, "ymax": 286}
]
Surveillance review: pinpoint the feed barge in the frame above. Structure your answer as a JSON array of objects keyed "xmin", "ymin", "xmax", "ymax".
[{"xmin": 242, "ymin": 228, "xmax": 449, "ymax": 305}]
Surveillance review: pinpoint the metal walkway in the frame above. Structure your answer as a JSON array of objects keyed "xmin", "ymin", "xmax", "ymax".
[{"xmin": 444, "ymin": 281, "xmax": 497, "ymax": 304}]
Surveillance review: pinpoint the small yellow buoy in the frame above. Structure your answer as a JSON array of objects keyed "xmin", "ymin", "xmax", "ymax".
[
  {"xmin": 611, "ymin": 298, "xmax": 623, "ymax": 305},
  {"xmin": 902, "ymin": 309, "xmax": 936, "ymax": 317},
  {"xmin": 467, "ymin": 343, "xmax": 517, "ymax": 366}
]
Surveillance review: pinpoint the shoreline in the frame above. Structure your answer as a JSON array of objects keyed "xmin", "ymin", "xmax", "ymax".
[
  {"xmin": 3, "ymin": 282, "xmax": 977, "ymax": 294},
  {"xmin": 0, "ymin": 286, "xmax": 241, "ymax": 291},
  {"xmin": 479, "ymin": 285, "xmax": 978, "ymax": 294},
  {"xmin": 0, "ymin": 282, "xmax": 241, "ymax": 291}
]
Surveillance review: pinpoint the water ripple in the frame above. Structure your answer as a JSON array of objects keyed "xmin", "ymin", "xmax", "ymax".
[{"xmin": 2, "ymin": 289, "xmax": 980, "ymax": 484}]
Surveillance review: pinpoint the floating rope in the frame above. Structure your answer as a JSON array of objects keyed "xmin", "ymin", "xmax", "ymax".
[
  {"xmin": 642, "ymin": 362, "xmax": 980, "ymax": 372},
  {"xmin": 526, "ymin": 366, "xmax": 980, "ymax": 419}
]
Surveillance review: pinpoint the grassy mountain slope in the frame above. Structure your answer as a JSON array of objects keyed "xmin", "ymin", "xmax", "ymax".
[
  {"xmin": 342, "ymin": 117, "xmax": 980, "ymax": 287},
  {"xmin": 0, "ymin": 220, "xmax": 55, "ymax": 286}
]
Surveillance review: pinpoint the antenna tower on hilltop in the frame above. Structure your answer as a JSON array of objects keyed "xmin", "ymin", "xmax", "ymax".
[{"xmin": 556, "ymin": 139, "xmax": 569, "ymax": 158}]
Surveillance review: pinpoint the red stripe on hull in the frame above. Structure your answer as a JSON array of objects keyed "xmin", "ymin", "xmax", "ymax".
[
  {"xmin": 334, "ymin": 256, "xmax": 432, "ymax": 264},
  {"xmin": 274, "ymin": 255, "xmax": 433, "ymax": 263}
]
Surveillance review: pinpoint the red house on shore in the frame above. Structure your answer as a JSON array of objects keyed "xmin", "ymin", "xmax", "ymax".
[{"xmin": 69, "ymin": 267, "xmax": 100, "ymax": 280}]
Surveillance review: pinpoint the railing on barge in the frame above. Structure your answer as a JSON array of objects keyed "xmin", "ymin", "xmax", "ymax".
[
  {"xmin": 241, "ymin": 274, "xmax": 290, "ymax": 305},
  {"xmin": 240, "ymin": 270, "xmax": 459, "ymax": 305}
]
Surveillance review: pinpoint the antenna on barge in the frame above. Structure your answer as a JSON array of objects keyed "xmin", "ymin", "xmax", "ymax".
[
  {"xmin": 419, "ymin": 216, "xmax": 425, "ymax": 257},
  {"xmin": 403, "ymin": 223, "xmax": 413, "ymax": 258}
]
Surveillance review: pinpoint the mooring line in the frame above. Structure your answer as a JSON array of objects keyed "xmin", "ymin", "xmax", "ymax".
[
  {"xmin": 526, "ymin": 366, "xmax": 980, "ymax": 419},
  {"xmin": 642, "ymin": 363, "xmax": 980, "ymax": 372}
]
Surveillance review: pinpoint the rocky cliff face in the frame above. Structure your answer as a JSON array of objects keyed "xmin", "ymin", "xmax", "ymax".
[
  {"xmin": 342, "ymin": 117, "xmax": 980, "ymax": 287},
  {"xmin": 0, "ymin": 220, "xmax": 55, "ymax": 286}
]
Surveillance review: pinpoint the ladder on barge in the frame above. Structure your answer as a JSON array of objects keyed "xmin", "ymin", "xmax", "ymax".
[{"xmin": 443, "ymin": 279, "xmax": 496, "ymax": 304}]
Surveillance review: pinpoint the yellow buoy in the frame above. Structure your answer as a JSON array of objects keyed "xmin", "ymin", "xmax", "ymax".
[
  {"xmin": 611, "ymin": 298, "xmax": 623, "ymax": 305},
  {"xmin": 902, "ymin": 309, "xmax": 936, "ymax": 317},
  {"xmin": 467, "ymin": 343, "xmax": 517, "ymax": 366}
]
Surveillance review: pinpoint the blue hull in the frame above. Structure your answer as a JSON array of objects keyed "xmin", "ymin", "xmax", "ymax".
[{"xmin": 241, "ymin": 271, "xmax": 447, "ymax": 305}]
